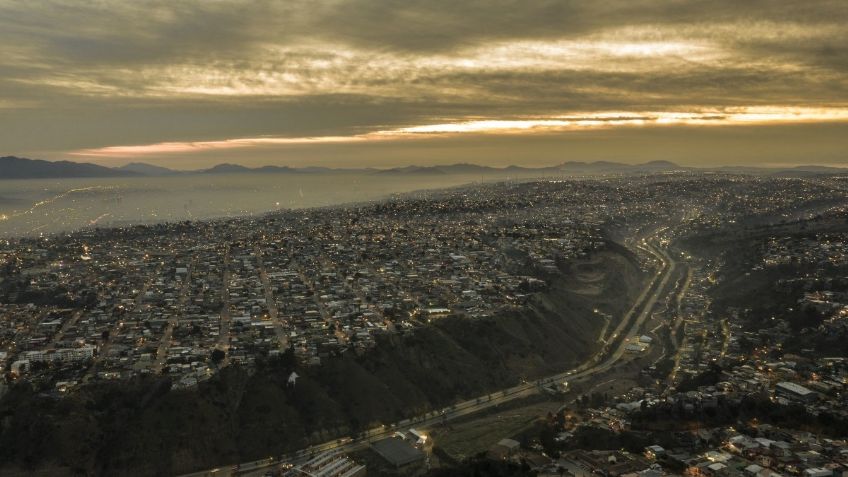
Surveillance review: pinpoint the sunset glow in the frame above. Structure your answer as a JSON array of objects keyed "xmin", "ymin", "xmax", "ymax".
[
  {"xmin": 71, "ymin": 107, "xmax": 848, "ymax": 158},
  {"xmin": 0, "ymin": 1, "xmax": 845, "ymax": 168}
]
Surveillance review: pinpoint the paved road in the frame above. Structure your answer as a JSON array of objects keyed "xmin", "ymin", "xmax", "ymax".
[
  {"xmin": 254, "ymin": 244, "xmax": 288, "ymax": 350},
  {"xmin": 203, "ymin": 245, "xmax": 236, "ymax": 369},
  {"xmin": 86, "ymin": 263, "xmax": 162, "ymax": 381},
  {"xmin": 49, "ymin": 309, "xmax": 83, "ymax": 349},
  {"xmin": 181, "ymin": 234, "xmax": 677, "ymax": 477},
  {"xmin": 218, "ymin": 245, "xmax": 232, "ymax": 362},
  {"xmin": 669, "ymin": 267, "xmax": 692, "ymax": 350},
  {"xmin": 152, "ymin": 260, "xmax": 194, "ymax": 374},
  {"xmin": 668, "ymin": 266, "xmax": 693, "ymax": 384}
]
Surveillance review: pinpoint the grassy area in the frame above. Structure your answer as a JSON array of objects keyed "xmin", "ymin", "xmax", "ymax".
[{"xmin": 432, "ymin": 401, "xmax": 560, "ymax": 460}]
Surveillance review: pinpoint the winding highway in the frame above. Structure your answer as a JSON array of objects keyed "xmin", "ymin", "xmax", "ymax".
[{"xmin": 181, "ymin": 232, "xmax": 678, "ymax": 477}]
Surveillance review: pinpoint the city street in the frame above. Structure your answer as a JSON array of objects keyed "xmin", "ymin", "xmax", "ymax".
[{"xmin": 182, "ymin": 233, "xmax": 677, "ymax": 477}]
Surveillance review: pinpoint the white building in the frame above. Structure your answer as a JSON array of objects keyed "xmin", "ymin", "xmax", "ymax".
[{"xmin": 22, "ymin": 345, "xmax": 95, "ymax": 364}]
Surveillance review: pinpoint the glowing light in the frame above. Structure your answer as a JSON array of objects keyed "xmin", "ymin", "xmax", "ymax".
[
  {"xmin": 31, "ymin": 39, "xmax": 725, "ymax": 99},
  {"xmin": 69, "ymin": 106, "xmax": 848, "ymax": 158},
  {"xmin": 72, "ymin": 135, "xmax": 375, "ymax": 157},
  {"xmin": 387, "ymin": 119, "xmax": 577, "ymax": 134},
  {"xmin": 381, "ymin": 107, "xmax": 848, "ymax": 136}
]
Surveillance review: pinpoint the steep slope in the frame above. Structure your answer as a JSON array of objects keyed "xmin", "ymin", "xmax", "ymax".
[{"xmin": 0, "ymin": 246, "xmax": 645, "ymax": 476}]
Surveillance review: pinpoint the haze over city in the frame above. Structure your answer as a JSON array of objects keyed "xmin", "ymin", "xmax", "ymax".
[{"xmin": 0, "ymin": 0, "xmax": 846, "ymax": 169}]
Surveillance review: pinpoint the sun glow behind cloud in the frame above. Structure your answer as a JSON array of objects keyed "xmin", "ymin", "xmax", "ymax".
[
  {"xmin": 13, "ymin": 37, "xmax": 725, "ymax": 100},
  {"xmin": 70, "ymin": 107, "xmax": 848, "ymax": 158},
  {"xmin": 2, "ymin": 1, "xmax": 847, "ymax": 166},
  {"xmin": 154, "ymin": 39, "xmax": 720, "ymax": 98}
]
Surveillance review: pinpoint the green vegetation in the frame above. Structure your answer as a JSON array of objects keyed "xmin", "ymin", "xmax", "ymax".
[
  {"xmin": 434, "ymin": 401, "xmax": 557, "ymax": 461},
  {"xmin": 682, "ymin": 217, "xmax": 848, "ymax": 356},
  {"xmin": 426, "ymin": 457, "xmax": 536, "ymax": 477},
  {"xmin": 630, "ymin": 395, "xmax": 848, "ymax": 438},
  {"xmin": 675, "ymin": 363, "xmax": 724, "ymax": 393},
  {"xmin": 528, "ymin": 410, "xmax": 688, "ymax": 460}
]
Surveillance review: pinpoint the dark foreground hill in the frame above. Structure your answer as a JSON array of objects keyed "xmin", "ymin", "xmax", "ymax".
[{"xmin": 0, "ymin": 245, "xmax": 645, "ymax": 476}]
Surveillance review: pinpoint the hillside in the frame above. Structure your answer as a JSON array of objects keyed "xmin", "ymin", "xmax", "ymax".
[
  {"xmin": 691, "ymin": 221, "xmax": 848, "ymax": 356},
  {"xmin": 0, "ymin": 245, "xmax": 646, "ymax": 476}
]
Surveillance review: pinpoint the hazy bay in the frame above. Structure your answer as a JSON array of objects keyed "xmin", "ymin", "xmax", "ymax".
[{"xmin": 0, "ymin": 172, "xmax": 487, "ymax": 238}]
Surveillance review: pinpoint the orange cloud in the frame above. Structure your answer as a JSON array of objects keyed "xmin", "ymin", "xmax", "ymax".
[{"xmin": 70, "ymin": 107, "xmax": 848, "ymax": 158}]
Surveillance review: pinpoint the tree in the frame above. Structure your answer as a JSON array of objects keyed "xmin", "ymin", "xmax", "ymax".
[
  {"xmin": 278, "ymin": 346, "xmax": 297, "ymax": 369},
  {"xmin": 211, "ymin": 348, "xmax": 226, "ymax": 365}
]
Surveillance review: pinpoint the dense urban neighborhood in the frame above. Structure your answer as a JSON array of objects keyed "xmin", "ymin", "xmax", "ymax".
[{"xmin": 1, "ymin": 173, "xmax": 848, "ymax": 477}]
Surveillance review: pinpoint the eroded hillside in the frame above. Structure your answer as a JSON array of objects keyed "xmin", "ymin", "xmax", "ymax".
[{"xmin": 0, "ymin": 244, "xmax": 646, "ymax": 476}]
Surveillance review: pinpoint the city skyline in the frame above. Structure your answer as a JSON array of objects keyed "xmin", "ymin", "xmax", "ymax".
[{"xmin": 1, "ymin": 0, "xmax": 846, "ymax": 169}]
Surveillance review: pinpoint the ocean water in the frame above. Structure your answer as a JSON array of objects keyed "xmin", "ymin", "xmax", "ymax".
[{"xmin": 0, "ymin": 173, "xmax": 488, "ymax": 238}]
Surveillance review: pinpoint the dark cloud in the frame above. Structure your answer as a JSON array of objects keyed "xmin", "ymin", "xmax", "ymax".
[
  {"xmin": 0, "ymin": 0, "xmax": 845, "ymax": 166},
  {"xmin": 272, "ymin": 0, "xmax": 848, "ymax": 54},
  {"xmin": 3, "ymin": 1, "xmax": 846, "ymax": 62}
]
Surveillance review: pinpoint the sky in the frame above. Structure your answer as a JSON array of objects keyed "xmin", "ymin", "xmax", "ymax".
[{"xmin": 0, "ymin": 0, "xmax": 846, "ymax": 170}]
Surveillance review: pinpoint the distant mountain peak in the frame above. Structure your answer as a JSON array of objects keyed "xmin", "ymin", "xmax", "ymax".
[
  {"xmin": 640, "ymin": 160, "xmax": 680, "ymax": 168},
  {"xmin": 204, "ymin": 163, "xmax": 251, "ymax": 173},
  {"xmin": 555, "ymin": 160, "xmax": 682, "ymax": 172},
  {"xmin": 0, "ymin": 155, "xmax": 138, "ymax": 179},
  {"xmin": 1, "ymin": 156, "xmax": 845, "ymax": 180},
  {"xmin": 118, "ymin": 162, "xmax": 179, "ymax": 176}
]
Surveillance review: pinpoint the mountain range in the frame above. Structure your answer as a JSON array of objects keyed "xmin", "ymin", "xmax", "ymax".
[
  {"xmin": 1, "ymin": 155, "xmax": 845, "ymax": 180},
  {"xmin": 0, "ymin": 156, "xmax": 137, "ymax": 179}
]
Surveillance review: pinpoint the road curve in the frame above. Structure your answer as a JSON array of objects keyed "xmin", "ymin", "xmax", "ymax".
[{"xmin": 181, "ymin": 233, "xmax": 677, "ymax": 477}]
